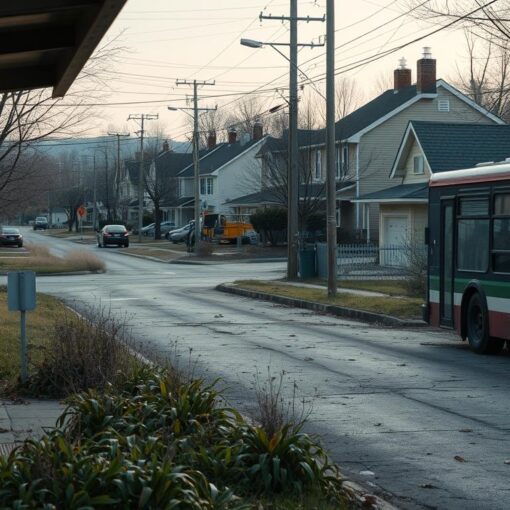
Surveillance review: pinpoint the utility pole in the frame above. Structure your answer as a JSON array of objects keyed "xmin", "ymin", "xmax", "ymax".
[
  {"xmin": 260, "ymin": 4, "xmax": 324, "ymax": 280},
  {"xmin": 92, "ymin": 153, "xmax": 97, "ymax": 230},
  {"xmin": 107, "ymin": 132, "xmax": 130, "ymax": 221},
  {"xmin": 326, "ymin": 0, "xmax": 337, "ymax": 297},
  {"xmin": 172, "ymin": 79, "xmax": 215, "ymax": 254},
  {"xmin": 127, "ymin": 114, "xmax": 158, "ymax": 243}
]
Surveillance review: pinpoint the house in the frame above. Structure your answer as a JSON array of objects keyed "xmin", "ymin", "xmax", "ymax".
[
  {"xmin": 249, "ymin": 48, "xmax": 504, "ymax": 242},
  {"xmin": 355, "ymin": 121, "xmax": 510, "ymax": 257},
  {"xmin": 167, "ymin": 126, "xmax": 266, "ymax": 226}
]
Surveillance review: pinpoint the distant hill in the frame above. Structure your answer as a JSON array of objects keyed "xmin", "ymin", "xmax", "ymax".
[{"xmin": 33, "ymin": 136, "xmax": 190, "ymax": 160}]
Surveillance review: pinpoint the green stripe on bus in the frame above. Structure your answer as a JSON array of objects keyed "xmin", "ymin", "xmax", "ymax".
[{"xmin": 429, "ymin": 275, "xmax": 510, "ymax": 299}]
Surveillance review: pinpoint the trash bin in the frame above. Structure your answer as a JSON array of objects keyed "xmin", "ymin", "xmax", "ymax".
[{"xmin": 299, "ymin": 248, "xmax": 317, "ymax": 278}]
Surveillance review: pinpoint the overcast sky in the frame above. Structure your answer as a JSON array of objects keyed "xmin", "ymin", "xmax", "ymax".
[{"xmin": 82, "ymin": 0, "xmax": 472, "ymax": 142}]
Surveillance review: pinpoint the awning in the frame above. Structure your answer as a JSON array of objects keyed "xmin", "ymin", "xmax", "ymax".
[
  {"xmin": 0, "ymin": 0, "xmax": 127, "ymax": 97},
  {"xmin": 354, "ymin": 183, "xmax": 428, "ymax": 204}
]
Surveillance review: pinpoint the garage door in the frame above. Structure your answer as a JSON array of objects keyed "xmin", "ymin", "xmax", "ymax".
[{"xmin": 382, "ymin": 216, "xmax": 408, "ymax": 266}]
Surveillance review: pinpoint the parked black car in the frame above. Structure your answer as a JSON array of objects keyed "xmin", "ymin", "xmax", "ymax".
[
  {"xmin": 0, "ymin": 227, "xmax": 23, "ymax": 247},
  {"xmin": 97, "ymin": 225, "xmax": 129, "ymax": 248}
]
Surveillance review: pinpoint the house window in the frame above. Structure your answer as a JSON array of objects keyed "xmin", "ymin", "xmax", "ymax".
[
  {"xmin": 314, "ymin": 150, "xmax": 322, "ymax": 180},
  {"xmin": 207, "ymin": 178, "xmax": 214, "ymax": 195},
  {"xmin": 342, "ymin": 145, "xmax": 349, "ymax": 176},
  {"xmin": 336, "ymin": 208, "xmax": 341, "ymax": 227},
  {"xmin": 438, "ymin": 99, "xmax": 450, "ymax": 112},
  {"xmin": 413, "ymin": 155, "xmax": 424, "ymax": 175},
  {"xmin": 200, "ymin": 178, "xmax": 206, "ymax": 195}
]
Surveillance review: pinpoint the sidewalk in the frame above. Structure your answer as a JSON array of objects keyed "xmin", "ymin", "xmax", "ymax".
[{"xmin": 0, "ymin": 399, "xmax": 63, "ymax": 455}]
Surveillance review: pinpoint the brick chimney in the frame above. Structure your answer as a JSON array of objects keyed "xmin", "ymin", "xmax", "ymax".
[
  {"xmin": 207, "ymin": 131, "xmax": 217, "ymax": 150},
  {"xmin": 416, "ymin": 47, "xmax": 436, "ymax": 94},
  {"xmin": 228, "ymin": 127, "xmax": 237, "ymax": 145},
  {"xmin": 253, "ymin": 120, "xmax": 263, "ymax": 141},
  {"xmin": 394, "ymin": 57, "xmax": 411, "ymax": 92}
]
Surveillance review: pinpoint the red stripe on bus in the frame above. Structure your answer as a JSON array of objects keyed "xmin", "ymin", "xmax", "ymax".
[{"xmin": 432, "ymin": 303, "xmax": 510, "ymax": 341}]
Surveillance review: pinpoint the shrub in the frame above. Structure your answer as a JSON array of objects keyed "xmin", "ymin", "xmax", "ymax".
[
  {"xmin": 27, "ymin": 306, "xmax": 141, "ymax": 397},
  {"xmin": 403, "ymin": 239, "xmax": 427, "ymax": 298},
  {"xmin": 4, "ymin": 366, "xmax": 346, "ymax": 507},
  {"xmin": 250, "ymin": 208, "xmax": 287, "ymax": 246}
]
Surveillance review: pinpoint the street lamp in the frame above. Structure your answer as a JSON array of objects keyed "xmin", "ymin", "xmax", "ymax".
[{"xmin": 240, "ymin": 31, "xmax": 323, "ymax": 280}]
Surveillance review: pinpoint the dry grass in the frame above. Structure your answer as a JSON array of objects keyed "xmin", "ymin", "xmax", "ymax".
[
  {"xmin": 234, "ymin": 280, "xmax": 423, "ymax": 319},
  {"xmin": 0, "ymin": 244, "xmax": 105, "ymax": 274},
  {"xmin": 0, "ymin": 287, "xmax": 64, "ymax": 394},
  {"xmin": 27, "ymin": 305, "xmax": 143, "ymax": 397},
  {"xmin": 306, "ymin": 278, "xmax": 410, "ymax": 296}
]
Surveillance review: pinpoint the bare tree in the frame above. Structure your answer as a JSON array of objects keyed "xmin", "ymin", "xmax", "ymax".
[
  {"xmin": 0, "ymin": 37, "xmax": 123, "ymax": 209},
  {"xmin": 451, "ymin": 30, "xmax": 510, "ymax": 120}
]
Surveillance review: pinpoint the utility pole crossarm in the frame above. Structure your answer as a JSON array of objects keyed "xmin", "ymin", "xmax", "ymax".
[
  {"xmin": 172, "ymin": 79, "xmax": 216, "ymax": 254},
  {"xmin": 259, "ymin": 13, "xmax": 325, "ymax": 22}
]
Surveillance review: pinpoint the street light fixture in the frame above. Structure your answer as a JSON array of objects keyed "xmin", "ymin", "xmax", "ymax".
[{"xmin": 240, "ymin": 25, "xmax": 324, "ymax": 280}]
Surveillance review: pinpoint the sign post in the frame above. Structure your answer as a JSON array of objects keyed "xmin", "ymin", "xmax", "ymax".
[
  {"xmin": 7, "ymin": 271, "xmax": 36, "ymax": 384},
  {"xmin": 77, "ymin": 205, "xmax": 86, "ymax": 240}
]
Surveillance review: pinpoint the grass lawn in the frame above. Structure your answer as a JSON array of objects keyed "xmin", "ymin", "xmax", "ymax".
[
  {"xmin": 0, "ymin": 244, "xmax": 104, "ymax": 274},
  {"xmin": 0, "ymin": 287, "xmax": 64, "ymax": 394},
  {"xmin": 234, "ymin": 280, "xmax": 423, "ymax": 319},
  {"xmin": 310, "ymin": 278, "xmax": 412, "ymax": 296}
]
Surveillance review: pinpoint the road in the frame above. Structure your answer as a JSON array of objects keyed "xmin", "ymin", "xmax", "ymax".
[{"xmin": 12, "ymin": 230, "xmax": 510, "ymax": 510}]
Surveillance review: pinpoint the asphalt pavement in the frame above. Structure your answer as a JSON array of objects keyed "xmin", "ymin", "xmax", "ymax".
[{"xmin": 7, "ymin": 229, "xmax": 510, "ymax": 510}]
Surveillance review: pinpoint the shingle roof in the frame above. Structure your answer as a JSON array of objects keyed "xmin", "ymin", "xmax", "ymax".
[
  {"xmin": 257, "ymin": 85, "xmax": 422, "ymax": 153},
  {"xmin": 225, "ymin": 181, "xmax": 354, "ymax": 207},
  {"xmin": 179, "ymin": 138, "xmax": 263, "ymax": 177},
  {"xmin": 356, "ymin": 183, "xmax": 428, "ymax": 202},
  {"xmin": 411, "ymin": 121, "xmax": 510, "ymax": 172},
  {"xmin": 155, "ymin": 152, "xmax": 194, "ymax": 177},
  {"xmin": 125, "ymin": 160, "xmax": 151, "ymax": 185}
]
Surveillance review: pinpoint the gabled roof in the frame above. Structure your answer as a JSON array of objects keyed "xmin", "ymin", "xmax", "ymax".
[
  {"xmin": 355, "ymin": 183, "xmax": 428, "ymax": 203},
  {"xmin": 0, "ymin": 1, "xmax": 127, "ymax": 97},
  {"xmin": 155, "ymin": 151, "xmax": 193, "ymax": 177},
  {"xmin": 391, "ymin": 121, "xmax": 510, "ymax": 178},
  {"xmin": 179, "ymin": 137, "xmax": 265, "ymax": 178},
  {"xmin": 260, "ymin": 80, "xmax": 505, "ymax": 154},
  {"xmin": 125, "ymin": 160, "xmax": 151, "ymax": 186}
]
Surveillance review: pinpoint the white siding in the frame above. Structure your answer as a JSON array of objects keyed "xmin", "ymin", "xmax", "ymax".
[{"xmin": 402, "ymin": 140, "xmax": 431, "ymax": 184}]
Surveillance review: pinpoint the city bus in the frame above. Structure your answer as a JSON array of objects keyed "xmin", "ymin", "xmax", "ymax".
[{"xmin": 428, "ymin": 161, "xmax": 510, "ymax": 354}]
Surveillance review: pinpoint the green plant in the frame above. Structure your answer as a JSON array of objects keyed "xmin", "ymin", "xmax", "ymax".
[{"xmin": 250, "ymin": 208, "xmax": 287, "ymax": 246}]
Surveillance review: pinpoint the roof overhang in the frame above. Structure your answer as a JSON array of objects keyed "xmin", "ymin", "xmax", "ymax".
[
  {"xmin": 353, "ymin": 198, "xmax": 428, "ymax": 204},
  {"xmin": 0, "ymin": 0, "xmax": 127, "ymax": 97}
]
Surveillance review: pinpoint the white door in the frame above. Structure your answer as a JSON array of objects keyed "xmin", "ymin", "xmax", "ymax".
[{"xmin": 382, "ymin": 216, "xmax": 408, "ymax": 266}]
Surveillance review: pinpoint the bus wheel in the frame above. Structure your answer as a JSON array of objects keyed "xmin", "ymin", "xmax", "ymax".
[{"xmin": 466, "ymin": 293, "xmax": 504, "ymax": 354}]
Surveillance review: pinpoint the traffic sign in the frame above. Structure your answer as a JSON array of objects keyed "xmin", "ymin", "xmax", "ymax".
[{"xmin": 77, "ymin": 206, "xmax": 86, "ymax": 218}]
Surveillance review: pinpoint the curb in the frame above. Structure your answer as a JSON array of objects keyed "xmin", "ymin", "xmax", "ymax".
[
  {"xmin": 170, "ymin": 257, "xmax": 287, "ymax": 265},
  {"xmin": 216, "ymin": 283, "xmax": 427, "ymax": 328}
]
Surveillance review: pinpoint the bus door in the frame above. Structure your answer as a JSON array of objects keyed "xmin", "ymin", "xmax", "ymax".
[{"xmin": 440, "ymin": 199, "xmax": 455, "ymax": 327}]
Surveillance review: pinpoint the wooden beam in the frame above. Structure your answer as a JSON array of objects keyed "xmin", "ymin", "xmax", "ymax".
[
  {"xmin": 0, "ymin": 1, "xmax": 101, "ymax": 17},
  {"xmin": 0, "ymin": 65, "xmax": 55, "ymax": 92},
  {"xmin": 53, "ymin": 0, "xmax": 127, "ymax": 97},
  {"xmin": 0, "ymin": 26, "xmax": 75, "ymax": 54}
]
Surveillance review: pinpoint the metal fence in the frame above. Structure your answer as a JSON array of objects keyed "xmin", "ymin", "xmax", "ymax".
[{"xmin": 316, "ymin": 243, "xmax": 426, "ymax": 280}]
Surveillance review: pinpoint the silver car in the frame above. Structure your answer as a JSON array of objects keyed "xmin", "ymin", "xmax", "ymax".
[{"xmin": 166, "ymin": 222, "xmax": 193, "ymax": 243}]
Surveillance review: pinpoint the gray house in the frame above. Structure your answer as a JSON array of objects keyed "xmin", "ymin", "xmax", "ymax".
[
  {"xmin": 242, "ymin": 49, "xmax": 504, "ymax": 242},
  {"xmin": 356, "ymin": 121, "xmax": 510, "ymax": 255}
]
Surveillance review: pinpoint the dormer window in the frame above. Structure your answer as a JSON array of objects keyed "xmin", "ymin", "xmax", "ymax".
[{"xmin": 413, "ymin": 155, "xmax": 425, "ymax": 175}]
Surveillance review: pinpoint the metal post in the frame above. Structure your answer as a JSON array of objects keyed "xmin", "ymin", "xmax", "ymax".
[
  {"xmin": 92, "ymin": 154, "xmax": 97, "ymax": 230},
  {"xmin": 288, "ymin": 0, "xmax": 299, "ymax": 280},
  {"xmin": 193, "ymin": 80, "xmax": 201, "ymax": 254},
  {"xmin": 326, "ymin": 0, "xmax": 337, "ymax": 297},
  {"xmin": 138, "ymin": 116, "xmax": 145, "ymax": 243},
  {"xmin": 20, "ymin": 310, "xmax": 27, "ymax": 384}
]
